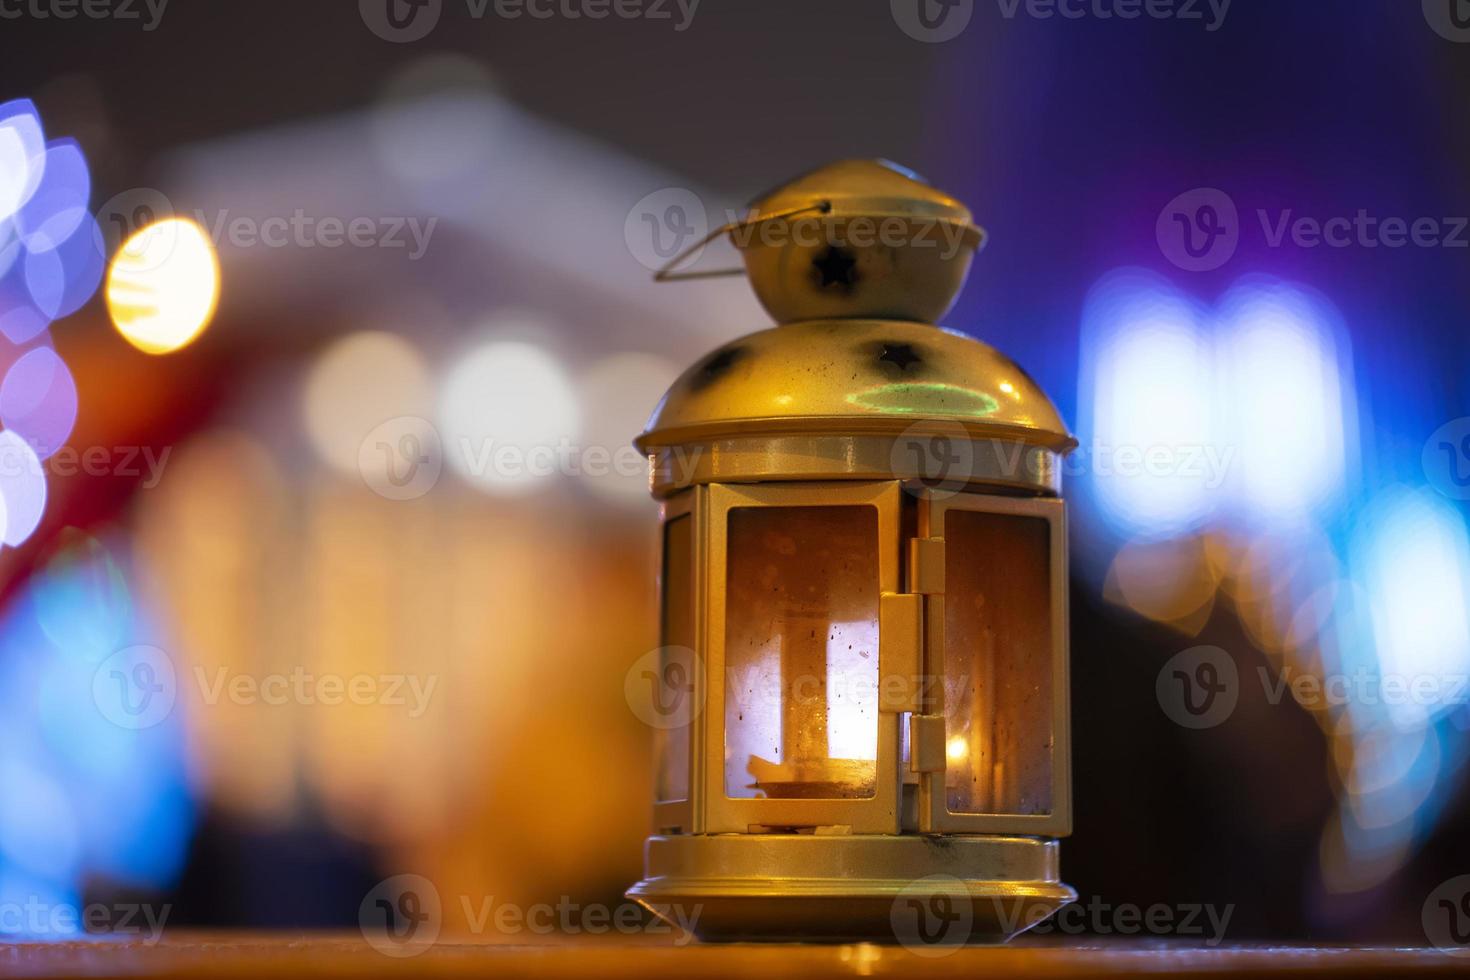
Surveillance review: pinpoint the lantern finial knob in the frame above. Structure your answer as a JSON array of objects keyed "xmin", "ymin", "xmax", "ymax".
[{"xmin": 725, "ymin": 159, "xmax": 985, "ymax": 325}]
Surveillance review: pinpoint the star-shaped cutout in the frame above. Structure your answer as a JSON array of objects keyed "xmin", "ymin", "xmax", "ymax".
[
  {"xmin": 699, "ymin": 346, "xmax": 742, "ymax": 383},
  {"xmin": 812, "ymin": 246, "xmax": 859, "ymax": 289},
  {"xmin": 878, "ymin": 343, "xmax": 922, "ymax": 372}
]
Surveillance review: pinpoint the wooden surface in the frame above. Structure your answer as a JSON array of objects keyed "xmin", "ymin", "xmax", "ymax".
[{"xmin": 0, "ymin": 934, "xmax": 1466, "ymax": 979}]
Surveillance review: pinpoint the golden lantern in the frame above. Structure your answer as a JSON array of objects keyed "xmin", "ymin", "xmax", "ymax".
[{"xmin": 627, "ymin": 160, "xmax": 1076, "ymax": 944}]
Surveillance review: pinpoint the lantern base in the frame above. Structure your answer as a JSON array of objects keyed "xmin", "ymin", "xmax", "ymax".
[{"xmin": 627, "ymin": 833, "xmax": 1073, "ymax": 945}]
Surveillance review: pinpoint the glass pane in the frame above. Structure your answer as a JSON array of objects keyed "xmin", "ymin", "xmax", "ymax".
[
  {"xmin": 655, "ymin": 515, "xmax": 693, "ymax": 804},
  {"xmin": 943, "ymin": 508, "xmax": 1054, "ymax": 815},
  {"xmin": 724, "ymin": 506, "xmax": 879, "ymax": 800}
]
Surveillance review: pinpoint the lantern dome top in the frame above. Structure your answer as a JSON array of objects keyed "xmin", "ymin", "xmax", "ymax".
[
  {"xmin": 635, "ymin": 318, "xmax": 1074, "ymax": 452},
  {"xmin": 726, "ymin": 159, "xmax": 986, "ymax": 325},
  {"xmin": 638, "ymin": 159, "xmax": 1073, "ymax": 496}
]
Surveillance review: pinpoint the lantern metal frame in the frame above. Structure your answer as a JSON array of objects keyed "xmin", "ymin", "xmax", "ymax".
[{"xmin": 629, "ymin": 160, "xmax": 1080, "ymax": 943}]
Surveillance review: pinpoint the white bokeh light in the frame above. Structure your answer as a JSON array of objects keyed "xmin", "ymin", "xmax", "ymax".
[
  {"xmin": 1218, "ymin": 280, "xmax": 1347, "ymax": 521},
  {"xmin": 1081, "ymin": 270, "xmax": 1218, "ymax": 538},
  {"xmin": 1356, "ymin": 486, "xmax": 1470, "ymax": 731},
  {"xmin": 303, "ymin": 331, "xmax": 432, "ymax": 476},
  {"xmin": 0, "ymin": 101, "xmax": 45, "ymax": 225},
  {"xmin": 438, "ymin": 338, "xmax": 581, "ymax": 496},
  {"xmin": 0, "ymin": 429, "xmax": 44, "ymax": 547}
]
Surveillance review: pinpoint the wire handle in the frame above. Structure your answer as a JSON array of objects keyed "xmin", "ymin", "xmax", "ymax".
[{"xmin": 653, "ymin": 201, "xmax": 832, "ymax": 282}]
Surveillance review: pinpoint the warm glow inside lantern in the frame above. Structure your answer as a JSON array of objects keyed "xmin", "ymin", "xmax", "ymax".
[{"xmin": 627, "ymin": 160, "xmax": 1077, "ymax": 944}]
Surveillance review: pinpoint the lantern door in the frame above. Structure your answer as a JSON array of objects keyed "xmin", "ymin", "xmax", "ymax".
[
  {"xmin": 651, "ymin": 490, "xmax": 699, "ymax": 835},
  {"xmin": 910, "ymin": 492, "xmax": 1072, "ymax": 836},
  {"xmin": 703, "ymin": 481, "xmax": 905, "ymax": 834}
]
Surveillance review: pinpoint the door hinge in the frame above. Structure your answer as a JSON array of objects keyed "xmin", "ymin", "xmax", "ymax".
[
  {"xmin": 907, "ymin": 537, "xmax": 945, "ymax": 595},
  {"xmin": 879, "ymin": 592, "xmax": 922, "ymax": 713},
  {"xmin": 909, "ymin": 714, "xmax": 947, "ymax": 773}
]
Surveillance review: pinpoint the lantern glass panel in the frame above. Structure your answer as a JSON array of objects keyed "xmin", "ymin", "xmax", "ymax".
[
  {"xmin": 943, "ymin": 508, "xmax": 1054, "ymax": 815},
  {"xmin": 724, "ymin": 505, "xmax": 880, "ymax": 801},
  {"xmin": 655, "ymin": 514, "xmax": 693, "ymax": 804}
]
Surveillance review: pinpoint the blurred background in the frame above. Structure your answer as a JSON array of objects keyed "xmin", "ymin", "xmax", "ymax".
[{"xmin": 0, "ymin": 0, "xmax": 1468, "ymax": 946}]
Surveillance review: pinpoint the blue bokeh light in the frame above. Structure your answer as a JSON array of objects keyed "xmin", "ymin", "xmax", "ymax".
[
  {"xmin": 0, "ymin": 536, "xmax": 195, "ymax": 938},
  {"xmin": 14, "ymin": 140, "xmax": 90, "ymax": 255}
]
